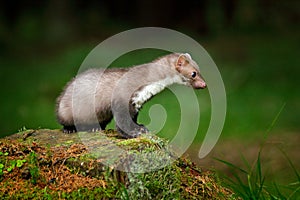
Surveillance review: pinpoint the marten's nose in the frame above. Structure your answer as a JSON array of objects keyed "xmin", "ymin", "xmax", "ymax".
[
  {"xmin": 193, "ymin": 80, "xmax": 207, "ymax": 89},
  {"xmin": 199, "ymin": 82, "xmax": 207, "ymax": 89}
]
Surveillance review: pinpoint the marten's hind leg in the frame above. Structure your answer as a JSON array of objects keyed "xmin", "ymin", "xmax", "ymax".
[
  {"xmin": 64, "ymin": 123, "xmax": 106, "ymax": 133},
  {"xmin": 73, "ymin": 124, "xmax": 100, "ymax": 132},
  {"xmin": 63, "ymin": 125, "xmax": 77, "ymax": 133},
  {"xmin": 69, "ymin": 117, "xmax": 112, "ymax": 132}
]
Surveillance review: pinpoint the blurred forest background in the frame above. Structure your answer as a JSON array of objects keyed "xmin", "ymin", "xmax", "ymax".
[{"xmin": 0, "ymin": 0, "xmax": 299, "ymax": 185}]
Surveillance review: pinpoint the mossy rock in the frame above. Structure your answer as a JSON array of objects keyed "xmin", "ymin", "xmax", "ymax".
[{"xmin": 0, "ymin": 129, "xmax": 236, "ymax": 199}]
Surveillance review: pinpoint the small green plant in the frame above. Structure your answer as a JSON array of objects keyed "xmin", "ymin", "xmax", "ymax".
[
  {"xmin": 0, "ymin": 150, "xmax": 26, "ymax": 176},
  {"xmin": 18, "ymin": 126, "xmax": 27, "ymax": 132},
  {"xmin": 17, "ymin": 159, "xmax": 26, "ymax": 167},
  {"xmin": 28, "ymin": 151, "xmax": 39, "ymax": 184},
  {"xmin": 0, "ymin": 151, "xmax": 8, "ymax": 178},
  {"xmin": 7, "ymin": 159, "xmax": 26, "ymax": 172},
  {"xmin": 0, "ymin": 163, "xmax": 4, "ymax": 176},
  {"xmin": 0, "ymin": 152, "xmax": 9, "ymax": 156}
]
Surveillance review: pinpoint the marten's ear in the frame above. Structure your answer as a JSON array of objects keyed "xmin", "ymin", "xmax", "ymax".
[{"xmin": 175, "ymin": 54, "xmax": 189, "ymax": 71}]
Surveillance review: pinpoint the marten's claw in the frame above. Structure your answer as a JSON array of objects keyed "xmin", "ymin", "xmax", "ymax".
[
  {"xmin": 138, "ymin": 125, "xmax": 149, "ymax": 133},
  {"xmin": 128, "ymin": 126, "xmax": 149, "ymax": 138},
  {"xmin": 62, "ymin": 125, "xmax": 77, "ymax": 133},
  {"xmin": 116, "ymin": 125, "xmax": 149, "ymax": 138}
]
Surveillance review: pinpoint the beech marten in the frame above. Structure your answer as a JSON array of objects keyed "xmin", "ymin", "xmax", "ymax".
[{"xmin": 56, "ymin": 53, "xmax": 206, "ymax": 138}]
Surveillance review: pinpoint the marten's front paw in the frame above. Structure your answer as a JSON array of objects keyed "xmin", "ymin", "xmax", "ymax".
[
  {"xmin": 116, "ymin": 125, "xmax": 149, "ymax": 138},
  {"xmin": 125, "ymin": 126, "xmax": 149, "ymax": 138},
  {"xmin": 137, "ymin": 124, "xmax": 149, "ymax": 133}
]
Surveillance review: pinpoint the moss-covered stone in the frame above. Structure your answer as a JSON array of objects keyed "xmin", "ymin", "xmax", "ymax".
[{"xmin": 0, "ymin": 129, "xmax": 236, "ymax": 199}]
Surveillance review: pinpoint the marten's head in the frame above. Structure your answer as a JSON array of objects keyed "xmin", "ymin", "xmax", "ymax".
[{"xmin": 175, "ymin": 53, "xmax": 207, "ymax": 89}]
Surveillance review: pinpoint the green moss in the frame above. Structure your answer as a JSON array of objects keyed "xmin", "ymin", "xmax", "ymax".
[
  {"xmin": 125, "ymin": 161, "xmax": 182, "ymax": 199},
  {"xmin": 0, "ymin": 129, "xmax": 235, "ymax": 199},
  {"xmin": 0, "ymin": 185, "xmax": 120, "ymax": 200}
]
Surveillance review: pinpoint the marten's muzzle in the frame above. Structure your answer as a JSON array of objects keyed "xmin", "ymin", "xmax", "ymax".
[
  {"xmin": 192, "ymin": 75, "xmax": 207, "ymax": 89},
  {"xmin": 192, "ymin": 80, "xmax": 207, "ymax": 89}
]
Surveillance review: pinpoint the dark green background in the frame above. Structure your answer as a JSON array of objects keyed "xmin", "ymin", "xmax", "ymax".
[{"xmin": 0, "ymin": 0, "xmax": 299, "ymax": 185}]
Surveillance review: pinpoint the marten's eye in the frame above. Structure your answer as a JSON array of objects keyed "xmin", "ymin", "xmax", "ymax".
[{"xmin": 191, "ymin": 71, "xmax": 197, "ymax": 78}]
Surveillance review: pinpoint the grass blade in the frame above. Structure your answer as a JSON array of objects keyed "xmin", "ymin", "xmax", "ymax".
[
  {"xmin": 214, "ymin": 157, "xmax": 248, "ymax": 174},
  {"xmin": 262, "ymin": 103, "xmax": 286, "ymax": 144},
  {"xmin": 287, "ymin": 185, "xmax": 300, "ymax": 200},
  {"xmin": 278, "ymin": 147, "xmax": 300, "ymax": 182},
  {"xmin": 255, "ymin": 151, "xmax": 266, "ymax": 198},
  {"xmin": 240, "ymin": 153, "xmax": 251, "ymax": 172},
  {"xmin": 272, "ymin": 182, "xmax": 287, "ymax": 200}
]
